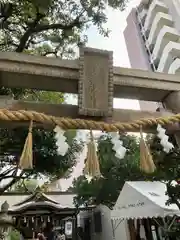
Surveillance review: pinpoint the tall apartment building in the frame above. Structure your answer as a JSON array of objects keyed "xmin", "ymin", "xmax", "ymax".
[{"xmin": 124, "ymin": 0, "xmax": 180, "ymax": 111}]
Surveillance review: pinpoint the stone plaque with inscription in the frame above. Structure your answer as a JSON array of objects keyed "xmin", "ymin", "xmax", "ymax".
[{"xmin": 78, "ymin": 47, "xmax": 113, "ymax": 117}]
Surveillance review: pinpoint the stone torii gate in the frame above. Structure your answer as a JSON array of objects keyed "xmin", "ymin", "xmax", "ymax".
[{"xmin": 0, "ymin": 47, "xmax": 180, "ymax": 131}]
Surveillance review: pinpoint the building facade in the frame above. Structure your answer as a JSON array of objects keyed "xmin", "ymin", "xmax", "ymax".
[{"xmin": 124, "ymin": 0, "xmax": 180, "ymax": 111}]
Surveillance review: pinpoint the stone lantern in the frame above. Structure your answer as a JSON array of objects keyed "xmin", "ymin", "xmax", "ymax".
[{"xmin": 0, "ymin": 201, "xmax": 13, "ymax": 240}]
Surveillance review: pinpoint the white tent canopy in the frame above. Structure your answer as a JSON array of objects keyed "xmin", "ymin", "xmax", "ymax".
[{"xmin": 111, "ymin": 181, "xmax": 180, "ymax": 220}]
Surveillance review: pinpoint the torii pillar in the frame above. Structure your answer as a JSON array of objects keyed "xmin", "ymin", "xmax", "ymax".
[
  {"xmin": 164, "ymin": 92, "xmax": 180, "ymax": 113},
  {"xmin": 163, "ymin": 92, "xmax": 180, "ymax": 145}
]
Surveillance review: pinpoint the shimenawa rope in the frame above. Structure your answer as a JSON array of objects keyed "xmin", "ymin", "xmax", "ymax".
[
  {"xmin": 2, "ymin": 108, "xmax": 175, "ymax": 173},
  {"xmin": 0, "ymin": 108, "xmax": 180, "ymax": 132}
]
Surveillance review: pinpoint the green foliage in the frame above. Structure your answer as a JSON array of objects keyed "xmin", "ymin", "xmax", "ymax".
[
  {"xmin": 0, "ymin": 88, "xmax": 81, "ymax": 192},
  {"xmin": 8, "ymin": 179, "xmax": 38, "ymax": 192},
  {"xmin": 0, "ymin": 87, "xmax": 81, "ymax": 192},
  {"xmin": 23, "ymin": 90, "xmax": 64, "ymax": 104},
  {"xmin": 147, "ymin": 134, "xmax": 180, "ymax": 238},
  {"xmin": 0, "ymin": 0, "xmax": 128, "ymax": 98},
  {"xmin": 0, "ymin": 87, "xmax": 33, "ymax": 100},
  {"xmin": 149, "ymin": 135, "xmax": 180, "ymax": 209},
  {"xmin": 148, "ymin": 135, "xmax": 179, "ymax": 179},
  {"xmin": 8, "ymin": 229, "xmax": 21, "ymax": 240},
  {"xmin": 72, "ymin": 133, "xmax": 180, "ymax": 209},
  {"xmin": 0, "ymin": 127, "xmax": 82, "ymax": 180},
  {"xmin": 0, "ymin": 0, "xmax": 128, "ymax": 56},
  {"xmin": 73, "ymin": 134, "xmax": 158, "ymax": 208},
  {"xmin": 0, "ymin": 87, "xmax": 64, "ymax": 105}
]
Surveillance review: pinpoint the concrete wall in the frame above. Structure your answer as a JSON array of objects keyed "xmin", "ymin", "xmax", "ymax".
[
  {"xmin": 124, "ymin": 9, "xmax": 151, "ymax": 71},
  {"xmin": 95, "ymin": 205, "xmax": 113, "ymax": 240},
  {"xmin": 112, "ymin": 219, "xmax": 129, "ymax": 240},
  {"xmin": 78, "ymin": 205, "xmax": 114, "ymax": 240},
  {"xmin": 124, "ymin": 8, "xmax": 158, "ymax": 111},
  {"xmin": 164, "ymin": 0, "xmax": 180, "ymax": 33}
]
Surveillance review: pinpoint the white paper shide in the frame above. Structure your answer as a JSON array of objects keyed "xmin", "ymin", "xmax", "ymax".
[
  {"xmin": 157, "ymin": 124, "xmax": 174, "ymax": 153},
  {"xmin": 110, "ymin": 132, "xmax": 127, "ymax": 159},
  {"xmin": 54, "ymin": 126, "xmax": 69, "ymax": 156}
]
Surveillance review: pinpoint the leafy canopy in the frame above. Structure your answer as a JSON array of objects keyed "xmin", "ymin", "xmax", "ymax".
[
  {"xmin": 72, "ymin": 134, "xmax": 180, "ymax": 208},
  {"xmin": 0, "ymin": 0, "xmax": 128, "ymax": 56},
  {"xmin": 72, "ymin": 134, "xmax": 156, "ymax": 207},
  {"xmin": 0, "ymin": 127, "xmax": 82, "ymax": 193}
]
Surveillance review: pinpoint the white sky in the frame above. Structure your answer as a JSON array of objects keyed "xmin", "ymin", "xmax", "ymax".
[
  {"xmin": 61, "ymin": 0, "xmax": 141, "ymax": 190},
  {"xmin": 85, "ymin": 0, "xmax": 141, "ymax": 110}
]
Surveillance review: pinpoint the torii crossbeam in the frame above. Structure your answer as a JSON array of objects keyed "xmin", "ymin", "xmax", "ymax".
[{"xmin": 0, "ymin": 47, "xmax": 179, "ymax": 131}]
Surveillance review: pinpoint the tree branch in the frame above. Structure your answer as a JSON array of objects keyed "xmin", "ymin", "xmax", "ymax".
[
  {"xmin": 22, "ymin": 179, "xmax": 33, "ymax": 193},
  {"xmin": 0, "ymin": 170, "xmax": 24, "ymax": 194},
  {"xmin": 0, "ymin": 3, "xmax": 14, "ymax": 25},
  {"xmin": 42, "ymin": 51, "xmax": 58, "ymax": 57},
  {"xmin": 15, "ymin": 12, "xmax": 44, "ymax": 53},
  {"xmin": 33, "ymin": 17, "xmax": 84, "ymax": 34},
  {"xmin": 166, "ymin": 181, "xmax": 180, "ymax": 210},
  {"xmin": 0, "ymin": 175, "xmax": 27, "ymax": 180},
  {"xmin": 0, "ymin": 40, "xmax": 17, "ymax": 47},
  {"xmin": 33, "ymin": 23, "xmax": 73, "ymax": 32},
  {"xmin": 0, "ymin": 167, "xmax": 16, "ymax": 181},
  {"xmin": 15, "ymin": 7, "xmax": 85, "ymax": 53}
]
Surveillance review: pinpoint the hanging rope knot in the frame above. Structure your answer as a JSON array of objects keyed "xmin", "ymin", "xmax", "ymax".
[
  {"xmin": 19, "ymin": 120, "xmax": 33, "ymax": 170},
  {"xmin": 28, "ymin": 120, "xmax": 33, "ymax": 133},
  {"xmin": 84, "ymin": 129, "xmax": 102, "ymax": 179},
  {"xmin": 139, "ymin": 125, "xmax": 156, "ymax": 174},
  {"xmin": 90, "ymin": 129, "xmax": 93, "ymax": 140}
]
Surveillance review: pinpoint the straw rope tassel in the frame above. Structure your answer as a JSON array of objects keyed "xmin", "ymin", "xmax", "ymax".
[
  {"xmin": 84, "ymin": 130, "xmax": 101, "ymax": 178},
  {"xmin": 139, "ymin": 126, "xmax": 156, "ymax": 173},
  {"xmin": 19, "ymin": 121, "xmax": 33, "ymax": 170}
]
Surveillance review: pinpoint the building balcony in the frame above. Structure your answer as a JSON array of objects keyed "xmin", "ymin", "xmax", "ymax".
[
  {"xmin": 147, "ymin": 12, "xmax": 173, "ymax": 48},
  {"xmin": 157, "ymin": 41, "xmax": 180, "ymax": 72},
  {"xmin": 152, "ymin": 26, "xmax": 180, "ymax": 64},
  {"xmin": 144, "ymin": 0, "xmax": 168, "ymax": 34},
  {"xmin": 138, "ymin": 8, "xmax": 148, "ymax": 23},
  {"xmin": 168, "ymin": 58, "xmax": 180, "ymax": 74}
]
